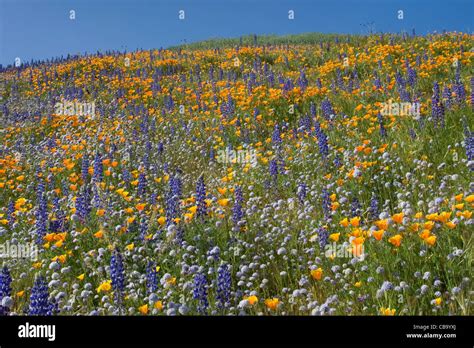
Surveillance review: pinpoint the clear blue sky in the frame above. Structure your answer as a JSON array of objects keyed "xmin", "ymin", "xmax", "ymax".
[{"xmin": 0, "ymin": 0, "xmax": 472, "ymax": 66}]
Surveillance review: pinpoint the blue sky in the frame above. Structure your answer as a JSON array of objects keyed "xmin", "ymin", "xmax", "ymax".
[{"xmin": 0, "ymin": 0, "xmax": 472, "ymax": 66}]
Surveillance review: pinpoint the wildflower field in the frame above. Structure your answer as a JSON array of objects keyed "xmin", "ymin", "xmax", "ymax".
[{"xmin": 0, "ymin": 32, "xmax": 473, "ymax": 316}]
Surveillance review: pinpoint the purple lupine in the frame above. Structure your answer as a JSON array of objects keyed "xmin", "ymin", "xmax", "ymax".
[
  {"xmin": 407, "ymin": 66, "xmax": 417, "ymax": 86},
  {"xmin": 75, "ymin": 184, "xmax": 91, "ymax": 222},
  {"xmin": 431, "ymin": 82, "xmax": 445, "ymax": 128},
  {"xmin": 122, "ymin": 168, "xmax": 131, "ymax": 185},
  {"xmin": 369, "ymin": 196, "xmax": 379, "ymax": 221},
  {"xmin": 81, "ymin": 155, "xmax": 89, "ymax": 182},
  {"xmin": 470, "ymin": 77, "xmax": 474, "ymax": 109},
  {"xmin": 378, "ymin": 113, "xmax": 387, "ymax": 137},
  {"xmin": 193, "ymin": 273, "xmax": 208, "ymax": 314},
  {"xmin": 321, "ymin": 188, "xmax": 331, "ymax": 219},
  {"xmin": 442, "ymin": 86, "xmax": 452, "ymax": 110},
  {"xmin": 232, "ymin": 185, "xmax": 245, "ymax": 225},
  {"xmin": 0, "ymin": 266, "xmax": 12, "ymax": 315},
  {"xmin": 316, "ymin": 78, "xmax": 322, "ymax": 89},
  {"xmin": 321, "ymin": 98, "xmax": 335, "ymax": 120},
  {"xmin": 395, "ymin": 70, "xmax": 411, "ymax": 102},
  {"xmin": 298, "ymin": 70, "xmax": 308, "ymax": 90},
  {"xmin": 29, "ymin": 276, "xmax": 55, "ymax": 315},
  {"xmin": 92, "ymin": 152, "xmax": 103, "ymax": 183},
  {"xmin": 139, "ymin": 218, "xmax": 148, "ymax": 241},
  {"xmin": 110, "ymin": 249, "xmax": 125, "ymax": 305},
  {"xmin": 6, "ymin": 200, "xmax": 15, "ymax": 226},
  {"xmin": 146, "ymin": 261, "xmax": 158, "ymax": 294},
  {"xmin": 170, "ymin": 174, "xmax": 183, "ymax": 199},
  {"xmin": 165, "ymin": 178, "xmax": 180, "ymax": 227},
  {"xmin": 157, "ymin": 141, "xmax": 164, "ymax": 155},
  {"xmin": 150, "ymin": 192, "xmax": 157, "ymax": 206},
  {"xmin": 137, "ymin": 172, "xmax": 147, "ymax": 196},
  {"xmin": 297, "ymin": 182, "xmax": 307, "ymax": 203},
  {"xmin": 453, "ymin": 65, "xmax": 466, "ymax": 104},
  {"xmin": 374, "ymin": 74, "xmax": 382, "ymax": 90},
  {"xmin": 50, "ymin": 197, "xmax": 66, "ymax": 232},
  {"xmin": 465, "ymin": 131, "xmax": 474, "ymax": 171},
  {"xmin": 318, "ymin": 227, "xmax": 329, "ymax": 252},
  {"xmin": 35, "ymin": 182, "xmax": 48, "ymax": 244},
  {"xmin": 91, "ymin": 185, "xmax": 101, "ymax": 209},
  {"xmin": 272, "ymin": 124, "xmax": 282, "ymax": 148},
  {"xmin": 351, "ymin": 197, "xmax": 361, "ymax": 217},
  {"xmin": 269, "ymin": 159, "xmax": 278, "ymax": 182},
  {"xmin": 217, "ymin": 263, "xmax": 231, "ymax": 308},
  {"xmin": 299, "ymin": 114, "xmax": 312, "ymax": 133},
  {"xmin": 310, "ymin": 101, "xmax": 317, "ymax": 118},
  {"xmin": 317, "ymin": 129, "xmax": 329, "ymax": 159},
  {"xmin": 196, "ymin": 175, "xmax": 207, "ymax": 219}
]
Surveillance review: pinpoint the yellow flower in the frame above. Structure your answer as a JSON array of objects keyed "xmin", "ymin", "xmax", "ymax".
[
  {"xmin": 434, "ymin": 297, "xmax": 442, "ymax": 306},
  {"xmin": 17, "ymin": 291, "xmax": 25, "ymax": 297},
  {"xmin": 437, "ymin": 211, "xmax": 451, "ymax": 223},
  {"xmin": 157, "ymin": 216, "xmax": 166, "ymax": 225},
  {"xmin": 264, "ymin": 298, "xmax": 280, "ymax": 310},
  {"xmin": 184, "ymin": 212, "xmax": 194, "ymax": 222},
  {"xmin": 94, "ymin": 230, "xmax": 104, "ymax": 238},
  {"xmin": 340, "ymin": 218, "xmax": 349, "ymax": 227},
  {"xmin": 375, "ymin": 219, "xmax": 389, "ymax": 230},
  {"xmin": 380, "ymin": 307, "xmax": 396, "ymax": 316},
  {"xmin": 465, "ymin": 194, "xmax": 474, "ymax": 203},
  {"xmin": 392, "ymin": 212, "xmax": 404, "ymax": 224},
  {"xmin": 126, "ymin": 243, "xmax": 134, "ymax": 251},
  {"xmin": 77, "ymin": 274, "xmax": 85, "ymax": 281},
  {"xmin": 154, "ymin": 301, "xmax": 163, "ymax": 310},
  {"xmin": 354, "ymin": 281, "xmax": 362, "ymax": 288},
  {"xmin": 97, "ymin": 280, "xmax": 112, "ymax": 293},
  {"xmin": 419, "ymin": 229, "xmax": 431, "ymax": 240},
  {"xmin": 388, "ymin": 234, "xmax": 402, "ymax": 247},
  {"xmin": 373, "ymin": 229, "xmax": 384, "ymax": 241},
  {"xmin": 136, "ymin": 203, "xmax": 146, "ymax": 211},
  {"xmin": 32, "ymin": 262, "xmax": 42, "ymax": 269},
  {"xmin": 138, "ymin": 304, "xmax": 148, "ymax": 315},
  {"xmin": 461, "ymin": 210, "xmax": 472, "ymax": 219},
  {"xmin": 445, "ymin": 221, "xmax": 456, "ymax": 229},
  {"xmin": 329, "ymin": 233, "xmax": 340, "ymax": 242},
  {"xmin": 217, "ymin": 198, "xmax": 230, "ymax": 207},
  {"xmin": 349, "ymin": 216, "xmax": 360, "ymax": 227},
  {"xmin": 425, "ymin": 235, "xmax": 437, "ymax": 246},
  {"xmin": 424, "ymin": 221, "xmax": 435, "ymax": 230},
  {"xmin": 246, "ymin": 295, "xmax": 258, "ymax": 305},
  {"xmin": 310, "ymin": 268, "xmax": 323, "ymax": 280}
]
